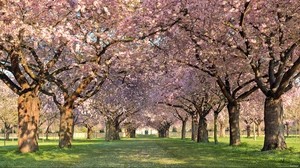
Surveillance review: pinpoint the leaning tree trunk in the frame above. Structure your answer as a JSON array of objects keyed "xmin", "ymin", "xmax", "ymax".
[
  {"xmin": 227, "ymin": 102, "xmax": 241, "ymax": 146},
  {"xmin": 45, "ymin": 129, "xmax": 49, "ymax": 140},
  {"xmin": 214, "ymin": 113, "xmax": 218, "ymax": 144},
  {"xmin": 181, "ymin": 119, "xmax": 187, "ymax": 140},
  {"xmin": 197, "ymin": 116, "xmax": 209, "ymax": 143},
  {"xmin": 262, "ymin": 97, "xmax": 286, "ymax": 151},
  {"xmin": 18, "ymin": 91, "xmax": 40, "ymax": 153},
  {"xmin": 59, "ymin": 104, "xmax": 74, "ymax": 148},
  {"xmin": 105, "ymin": 119, "xmax": 120, "ymax": 141}
]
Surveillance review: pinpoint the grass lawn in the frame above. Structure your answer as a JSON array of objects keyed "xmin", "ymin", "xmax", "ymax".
[{"xmin": 0, "ymin": 136, "xmax": 299, "ymax": 167}]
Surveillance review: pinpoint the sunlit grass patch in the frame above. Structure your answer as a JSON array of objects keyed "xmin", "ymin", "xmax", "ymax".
[{"xmin": 0, "ymin": 136, "xmax": 299, "ymax": 167}]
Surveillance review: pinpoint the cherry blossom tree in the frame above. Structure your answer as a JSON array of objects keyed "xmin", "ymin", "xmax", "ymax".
[
  {"xmin": 146, "ymin": 105, "xmax": 177, "ymax": 138},
  {"xmin": 0, "ymin": 82, "xmax": 17, "ymax": 140},
  {"xmin": 214, "ymin": 0, "xmax": 299, "ymax": 150}
]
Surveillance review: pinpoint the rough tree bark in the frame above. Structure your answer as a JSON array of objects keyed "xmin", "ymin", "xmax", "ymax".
[
  {"xmin": 197, "ymin": 117, "xmax": 209, "ymax": 143},
  {"xmin": 58, "ymin": 103, "xmax": 74, "ymax": 148},
  {"xmin": 105, "ymin": 119, "xmax": 120, "ymax": 141},
  {"xmin": 227, "ymin": 102, "xmax": 240, "ymax": 146},
  {"xmin": 262, "ymin": 97, "xmax": 286, "ymax": 151},
  {"xmin": 191, "ymin": 114, "xmax": 198, "ymax": 141},
  {"xmin": 17, "ymin": 91, "xmax": 40, "ymax": 153}
]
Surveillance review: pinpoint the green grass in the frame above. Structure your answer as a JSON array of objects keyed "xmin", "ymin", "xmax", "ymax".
[{"xmin": 0, "ymin": 136, "xmax": 299, "ymax": 167}]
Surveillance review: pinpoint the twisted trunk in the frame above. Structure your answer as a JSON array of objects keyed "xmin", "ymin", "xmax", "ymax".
[
  {"xmin": 227, "ymin": 102, "xmax": 240, "ymax": 146},
  {"xmin": 18, "ymin": 91, "xmax": 40, "ymax": 153},
  {"xmin": 262, "ymin": 97, "xmax": 286, "ymax": 151}
]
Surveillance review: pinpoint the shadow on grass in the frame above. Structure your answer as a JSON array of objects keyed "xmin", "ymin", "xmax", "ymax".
[{"xmin": 0, "ymin": 137, "xmax": 299, "ymax": 167}]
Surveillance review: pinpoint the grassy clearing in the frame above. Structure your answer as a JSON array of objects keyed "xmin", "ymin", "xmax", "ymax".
[{"xmin": 0, "ymin": 136, "xmax": 299, "ymax": 167}]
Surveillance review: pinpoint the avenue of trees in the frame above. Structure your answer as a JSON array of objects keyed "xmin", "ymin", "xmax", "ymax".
[{"xmin": 0, "ymin": 0, "xmax": 299, "ymax": 153}]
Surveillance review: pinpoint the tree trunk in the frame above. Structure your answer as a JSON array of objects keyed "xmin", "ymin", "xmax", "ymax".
[
  {"xmin": 71, "ymin": 117, "xmax": 75, "ymax": 140},
  {"xmin": 105, "ymin": 119, "xmax": 120, "ymax": 141},
  {"xmin": 4, "ymin": 124, "xmax": 12, "ymax": 141},
  {"xmin": 191, "ymin": 114, "xmax": 198, "ymax": 141},
  {"xmin": 5, "ymin": 129, "xmax": 10, "ymax": 140},
  {"xmin": 45, "ymin": 131, "xmax": 49, "ymax": 140},
  {"xmin": 219, "ymin": 122, "xmax": 226, "ymax": 138},
  {"xmin": 58, "ymin": 105, "xmax": 74, "ymax": 148},
  {"xmin": 129, "ymin": 129, "xmax": 136, "ymax": 138},
  {"xmin": 125, "ymin": 128, "xmax": 136, "ymax": 138},
  {"xmin": 246, "ymin": 125, "xmax": 251, "ymax": 138},
  {"xmin": 227, "ymin": 102, "xmax": 241, "ymax": 146},
  {"xmin": 181, "ymin": 119, "xmax": 187, "ymax": 140},
  {"xmin": 262, "ymin": 97, "xmax": 287, "ymax": 151},
  {"xmin": 45, "ymin": 125, "xmax": 51, "ymax": 140},
  {"xmin": 166, "ymin": 128, "xmax": 169, "ymax": 138},
  {"xmin": 214, "ymin": 113, "xmax": 218, "ymax": 144},
  {"xmin": 197, "ymin": 116, "xmax": 209, "ymax": 143},
  {"xmin": 158, "ymin": 124, "xmax": 170, "ymax": 138},
  {"xmin": 18, "ymin": 91, "xmax": 40, "ymax": 153},
  {"xmin": 158, "ymin": 130, "xmax": 164, "ymax": 138},
  {"xmin": 256, "ymin": 123, "xmax": 261, "ymax": 137},
  {"xmin": 158, "ymin": 129, "xmax": 167, "ymax": 138},
  {"xmin": 87, "ymin": 126, "xmax": 92, "ymax": 139},
  {"xmin": 285, "ymin": 124, "xmax": 290, "ymax": 137}
]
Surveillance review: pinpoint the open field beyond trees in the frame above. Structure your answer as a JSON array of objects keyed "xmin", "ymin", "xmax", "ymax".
[{"xmin": 0, "ymin": 136, "xmax": 299, "ymax": 168}]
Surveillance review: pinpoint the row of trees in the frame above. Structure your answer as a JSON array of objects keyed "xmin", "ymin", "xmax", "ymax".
[{"xmin": 0, "ymin": 0, "xmax": 299, "ymax": 153}]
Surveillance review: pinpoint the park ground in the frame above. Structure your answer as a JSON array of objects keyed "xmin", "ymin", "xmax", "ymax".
[{"xmin": 0, "ymin": 136, "xmax": 299, "ymax": 168}]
